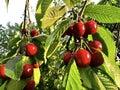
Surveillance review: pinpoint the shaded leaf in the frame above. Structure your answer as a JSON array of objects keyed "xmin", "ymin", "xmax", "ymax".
[
  {"xmin": 6, "ymin": 79, "xmax": 29, "ymax": 90},
  {"xmin": 5, "ymin": 55, "xmax": 23, "ymax": 80},
  {"xmin": 0, "ymin": 81, "xmax": 7, "ymax": 90},
  {"xmin": 84, "ymin": 4, "xmax": 120, "ymax": 23},
  {"xmin": 79, "ymin": 67, "xmax": 92, "ymax": 89},
  {"xmin": 44, "ymin": 19, "xmax": 73, "ymax": 62}
]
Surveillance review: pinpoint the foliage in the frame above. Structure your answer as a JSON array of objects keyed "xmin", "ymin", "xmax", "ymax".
[{"xmin": 0, "ymin": 0, "xmax": 120, "ymax": 90}]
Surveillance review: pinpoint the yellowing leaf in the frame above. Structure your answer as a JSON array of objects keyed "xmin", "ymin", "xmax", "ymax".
[
  {"xmin": 33, "ymin": 68, "xmax": 41, "ymax": 86},
  {"xmin": 41, "ymin": 6, "xmax": 67, "ymax": 29}
]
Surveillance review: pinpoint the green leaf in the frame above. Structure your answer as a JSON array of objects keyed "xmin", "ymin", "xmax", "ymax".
[
  {"xmin": 0, "ymin": 81, "xmax": 7, "ymax": 90},
  {"xmin": 89, "ymin": 68, "xmax": 118, "ymax": 90},
  {"xmin": 6, "ymin": 79, "xmax": 29, "ymax": 90},
  {"xmin": 79, "ymin": 67, "xmax": 92, "ymax": 89},
  {"xmin": 101, "ymin": 52, "xmax": 120, "ymax": 88},
  {"xmin": 63, "ymin": 0, "xmax": 82, "ymax": 9},
  {"xmin": 5, "ymin": 55, "xmax": 23, "ymax": 80},
  {"xmin": 41, "ymin": 6, "xmax": 67, "ymax": 29},
  {"xmin": 8, "ymin": 35, "xmax": 20, "ymax": 49},
  {"xmin": 35, "ymin": 0, "xmax": 52, "ymax": 27},
  {"xmin": 92, "ymin": 68, "xmax": 118, "ymax": 90},
  {"xmin": 93, "ymin": 26, "xmax": 116, "ymax": 62},
  {"xmin": 32, "ymin": 34, "xmax": 48, "ymax": 44},
  {"xmin": 62, "ymin": 59, "xmax": 83, "ymax": 90},
  {"xmin": 44, "ymin": 19, "xmax": 73, "ymax": 63},
  {"xmin": 84, "ymin": 4, "xmax": 120, "ymax": 23}
]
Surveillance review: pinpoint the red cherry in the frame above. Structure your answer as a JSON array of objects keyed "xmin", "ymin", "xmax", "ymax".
[
  {"xmin": 90, "ymin": 52, "xmax": 104, "ymax": 67},
  {"xmin": 0, "ymin": 64, "xmax": 8, "ymax": 79},
  {"xmin": 85, "ymin": 20, "xmax": 98, "ymax": 34},
  {"xmin": 22, "ymin": 64, "xmax": 33, "ymax": 78},
  {"xmin": 73, "ymin": 22, "xmax": 85, "ymax": 38},
  {"xmin": 23, "ymin": 80, "xmax": 35, "ymax": 90},
  {"xmin": 63, "ymin": 51, "xmax": 73, "ymax": 65},
  {"xmin": 88, "ymin": 40, "xmax": 102, "ymax": 53},
  {"xmin": 74, "ymin": 49, "xmax": 91, "ymax": 67},
  {"xmin": 30, "ymin": 29, "xmax": 39, "ymax": 37},
  {"xmin": 25, "ymin": 43, "xmax": 38, "ymax": 56},
  {"xmin": 62, "ymin": 24, "xmax": 74, "ymax": 38},
  {"xmin": 33, "ymin": 61, "xmax": 39, "ymax": 68}
]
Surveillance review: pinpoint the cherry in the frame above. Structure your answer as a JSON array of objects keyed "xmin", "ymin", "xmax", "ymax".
[
  {"xmin": 25, "ymin": 43, "xmax": 38, "ymax": 56},
  {"xmin": 30, "ymin": 29, "xmax": 39, "ymax": 37},
  {"xmin": 63, "ymin": 51, "xmax": 73, "ymax": 65},
  {"xmin": 74, "ymin": 49, "xmax": 91, "ymax": 67},
  {"xmin": 33, "ymin": 61, "xmax": 39, "ymax": 68},
  {"xmin": 88, "ymin": 40, "xmax": 102, "ymax": 53},
  {"xmin": 23, "ymin": 80, "xmax": 35, "ymax": 90},
  {"xmin": 62, "ymin": 24, "xmax": 74, "ymax": 38},
  {"xmin": 85, "ymin": 20, "xmax": 98, "ymax": 34},
  {"xmin": 90, "ymin": 52, "xmax": 104, "ymax": 67},
  {"xmin": 21, "ymin": 64, "xmax": 33, "ymax": 78},
  {"xmin": 0, "ymin": 64, "xmax": 8, "ymax": 79},
  {"xmin": 73, "ymin": 21, "xmax": 85, "ymax": 38}
]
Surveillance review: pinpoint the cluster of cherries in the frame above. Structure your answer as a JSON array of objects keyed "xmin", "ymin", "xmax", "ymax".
[
  {"xmin": 0, "ymin": 29, "xmax": 40, "ymax": 90},
  {"xmin": 62, "ymin": 20, "xmax": 104, "ymax": 67}
]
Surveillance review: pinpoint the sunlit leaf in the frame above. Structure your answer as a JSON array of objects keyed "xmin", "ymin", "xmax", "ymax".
[
  {"xmin": 84, "ymin": 4, "xmax": 120, "ymax": 23},
  {"xmin": 35, "ymin": 0, "xmax": 52, "ymax": 27},
  {"xmin": 92, "ymin": 68, "xmax": 118, "ymax": 90},
  {"xmin": 89, "ymin": 68, "xmax": 118, "ymax": 90},
  {"xmin": 101, "ymin": 52, "xmax": 120, "ymax": 88},
  {"xmin": 62, "ymin": 59, "xmax": 83, "ymax": 90}
]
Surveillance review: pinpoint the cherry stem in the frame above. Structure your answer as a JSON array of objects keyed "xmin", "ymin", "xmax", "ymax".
[
  {"xmin": 78, "ymin": 0, "xmax": 88, "ymax": 18},
  {"xmin": 22, "ymin": 0, "xmax": 30, "ymax": 38}
]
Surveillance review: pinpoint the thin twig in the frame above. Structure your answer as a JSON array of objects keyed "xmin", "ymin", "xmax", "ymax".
[{"xmin": 79, "ymin": 0, "xmax": 88, "ymax": 17}]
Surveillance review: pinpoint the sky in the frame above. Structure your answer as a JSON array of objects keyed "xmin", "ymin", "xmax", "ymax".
[{"xmin": 0, "ymin": 0, "xmax": 99, "ymax": 27}]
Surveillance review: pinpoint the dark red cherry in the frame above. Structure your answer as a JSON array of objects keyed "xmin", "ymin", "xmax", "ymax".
[
  {"xmin": 23, "ymin": 80, "xmax": 35, "ymax": 90},
  {"xmin": 21, "ymin": 64, "xmax": 33, "ymax": 78},
  {"xmin": 73, "ymin": 22, "xmax": 85, "ymax": 38},
  {"xmin": 85, "ymin": 20, "xmax": 98, "ymax": 34},
  {"xmin": 74, "ymin": 49, "xmax": 91, "ymax": 67},
  {"xmin": 88, "ymin": 40, "xmax": 102, "ymax": 53},
  {"xmin": 63, "ymin": 51, "xmax": 73, "ymax": 65},
  {"xmin": 30, "ymin": 29, "xmax": 39, "ymax": 37},
  {"xmin": 90, "ymin": 52, "xmax": 104, "ymax": 67},
  {"xmin": 62, "ymin": 24, "xmax": 74, "ymax": 38}
]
